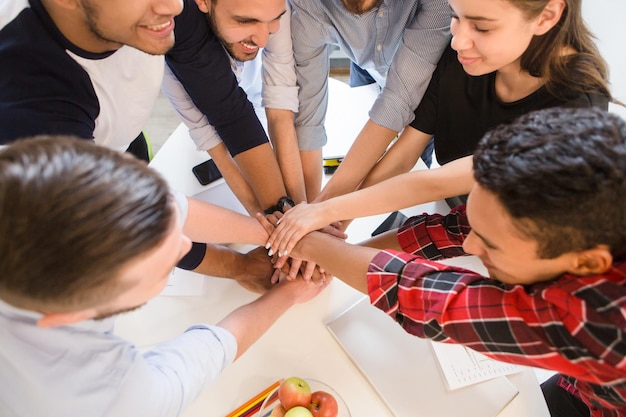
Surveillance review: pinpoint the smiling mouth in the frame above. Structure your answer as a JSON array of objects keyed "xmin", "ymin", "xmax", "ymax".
[
  {"xmin": 239, "ymin": 40, "xmax": 258, "ymax": 52},
  {"xmin": 144, "ymin": 20, "xmax": 173, "ymax": 33}
]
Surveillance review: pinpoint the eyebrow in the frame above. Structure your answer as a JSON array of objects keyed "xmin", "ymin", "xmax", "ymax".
[
  {"xmin": 461, "ymin": 15, "xmax": 498, "ymax": 22},
  {"xmin": 449, "ymin": 6, "xmax": 498, "ymax": 23},
  {"xmin": 473, "ymin": 229, "xmax": 499, "ymax": 249},
  {"xmin": 233, "ymin": 9, "xmax": 286, "ymax": 23}
]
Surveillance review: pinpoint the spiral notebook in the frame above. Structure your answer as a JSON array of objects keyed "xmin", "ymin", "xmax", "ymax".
[{"xmin": 326, "ymin": 297, "xmax": 518, "ymax": 417}]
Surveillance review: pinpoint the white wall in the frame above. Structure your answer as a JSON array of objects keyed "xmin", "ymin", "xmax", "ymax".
[{"xmin": 582, "ymin": 0, "xmax": 626, "ymax": 118}]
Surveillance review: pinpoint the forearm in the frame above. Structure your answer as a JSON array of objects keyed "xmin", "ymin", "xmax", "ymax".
[
  {"xmin": 185, "ymin": 198, "xmax": 267, "ymax": 245},
  {"xmin": 317, "ymin": 156, "xmax": 475, "ymax": 223},
  {"xmin": 296, "ymin": 232, "xmax": 379, "ymax": 293},
  {"xmin": 317, "ymin": 120, "xmax": 397, "ymax": 201},
  {"xmin": 208, "ymin": 144, "xmax": 262, "ymax": 215},
  {"xmin": 217, "ymin": 286, "xmax": 296, "ymax": 359},
  {"xmin": 266, "ymin": 108, "xmax": 307, "ymax": 203},
  {"xmin": 191, "ymin": 244, "xmax": 252, "ymax": 278},
  {"xmin": 233, "ymin": 143, "xmax": 287, "ymax": 209}
]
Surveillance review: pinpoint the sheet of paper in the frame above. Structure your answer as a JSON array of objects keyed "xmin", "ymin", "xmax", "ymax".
[
  {"xmin": 160, "ymin": 267, "xmax": 206, "ymax": 296},
  {"xmin": 431, "ymin": 341, "xmax": 523, "ymax": 390}
]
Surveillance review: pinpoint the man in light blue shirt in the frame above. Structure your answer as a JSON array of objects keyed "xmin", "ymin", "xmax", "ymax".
[
  {"xmin": 0, "ymin": 137, "xmax": 324, "ymax": 417},
  {"xmin": 291, "ymin": 0, "xmax": 451, "ymax": 202}
]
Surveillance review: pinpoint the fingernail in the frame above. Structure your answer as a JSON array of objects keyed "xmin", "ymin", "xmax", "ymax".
[
  {"xmin": 278, "ymin": 251, "xmax": 283, "ymax": 258},
  {"xmin": 283, "ymin": 250, "xmax": 289, "ymax": 256},
  {"xmin": 268, "ymin": 249, "xmax": 274, "ymax": 257},
  {"xmin": 265, "ymin": 242, "xmax": 271, "ymax": 249}
]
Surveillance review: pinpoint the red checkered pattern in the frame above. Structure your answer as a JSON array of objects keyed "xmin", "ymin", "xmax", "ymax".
[{"xmin": 367, "ymin": 206, "xmax": 626, "ymax": 417}]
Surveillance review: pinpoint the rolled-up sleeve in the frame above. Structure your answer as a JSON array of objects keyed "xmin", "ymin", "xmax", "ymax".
[
  {"xmin": 291, "ymin": 1, "xmax": 333, "ymax": 150},
  {"xmin": 369, "ymin": 0, "xmax": 450, "ymax": 132},
  {"xmin": 262, "ymin": 3, "xmax": 299, "ymax": 113},
  {"xmin": 161, "ymin": 64, "xmax": 222, "ymax": 151}
]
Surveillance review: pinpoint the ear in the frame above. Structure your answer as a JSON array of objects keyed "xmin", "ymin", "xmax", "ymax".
[
  {"xmin": 37, "ymin": 309, "xmax": 95, "ymax": 328},
  {"xmin": 533, "ymin": 0, "xmax": 566, "ymax": 36},
  {"xmin": 194, "ymin": 0, "xmax": 210, "ymax": 14},
  {"xmin": 567, "ymin": 246, "xmax": 613, "ymax": 276}
]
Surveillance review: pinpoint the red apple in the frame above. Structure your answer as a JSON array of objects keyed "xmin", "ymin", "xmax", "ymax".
[
  {"xmin": 284, "ymin": 406, "xmax": 314, "ymax": 417},
  {"xmin": 307, "ymin": 390, "xmax": 338, "ymax": 417},
  {"xmin": 269, "ymin": 404, "xmax": 287, "ymax": 417},
  {"xmin": 278, "ymin": 377, "xmax": 312, "ymax": 410}
]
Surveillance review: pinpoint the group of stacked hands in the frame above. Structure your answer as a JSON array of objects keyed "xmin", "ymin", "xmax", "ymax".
[{"xmin": 0, "ymin": 1, "xmax": 625, "ymax": 417}]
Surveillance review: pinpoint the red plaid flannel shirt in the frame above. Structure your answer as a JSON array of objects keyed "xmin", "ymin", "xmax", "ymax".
[{"xmin": 367, "ymin": 206, "xmax": 626, "ymax": 417}]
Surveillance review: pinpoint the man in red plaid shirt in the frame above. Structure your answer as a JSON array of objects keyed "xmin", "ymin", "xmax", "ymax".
[{"xmin": 261, "ymin": 107, "xmax": 626, "ymax": 417}]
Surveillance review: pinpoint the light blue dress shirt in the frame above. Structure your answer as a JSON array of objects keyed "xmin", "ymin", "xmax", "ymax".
[{"xmin": 0, "ymin": 192, "xmax": 238, "ymax": 417}]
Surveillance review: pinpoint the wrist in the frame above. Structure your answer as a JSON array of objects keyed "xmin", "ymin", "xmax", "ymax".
[{"xmin": 322, "ymin": 199, "xmax": 341, "ymax": 225}]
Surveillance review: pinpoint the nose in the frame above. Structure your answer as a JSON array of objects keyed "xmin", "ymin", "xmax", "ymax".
[
  {"xmin": 154, "ymin": 0, "xmax": 183, "ymax": 17},
  {"xmin": 251, "ymin": 22, "xmax": 272, "ymax": 48},
  {"xmin": 462, "ymin": 230, "xmax": 481, "ymax": 256},
  {"xmin": 450, "ymin": 21, "xmax": 472, "ymax": 52}
]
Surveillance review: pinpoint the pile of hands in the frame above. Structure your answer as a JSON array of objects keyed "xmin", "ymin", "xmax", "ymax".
[{"xmin": 256, "ymin": 202, "xmax": 346, "ymax": 286}]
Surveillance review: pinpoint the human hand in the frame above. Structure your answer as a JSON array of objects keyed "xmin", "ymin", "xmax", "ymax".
[
  {"xmin": 233, "ymin": 246, "xmax": 276, "ymax": 293},
  {"xmin": 265, "ymin": 202, "xmax": 346, "ymax": 258},
  {"xmin": 271, "ymin": 257, "xmax": 330, "ymax": 286},
  {"xmin": 256, "ymin": 212, "xmax": 328, "ymax": 282},
  {"xmin": 272, "ymin": 270, "xmax": 332, "ymax": 304}
]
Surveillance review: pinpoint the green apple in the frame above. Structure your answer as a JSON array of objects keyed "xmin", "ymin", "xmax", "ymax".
[{"xmin": 284, "ymin": 406, "xmax": 314, "ymax": 417}]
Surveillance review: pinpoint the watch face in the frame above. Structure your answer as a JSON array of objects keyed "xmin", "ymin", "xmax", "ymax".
[{"xmin": 279, "ymin": 197, "xmax": 294, "ymax": 211}]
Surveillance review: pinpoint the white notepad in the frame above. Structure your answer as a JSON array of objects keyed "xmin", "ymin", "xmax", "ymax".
[
  {"xmin": 431, "ymin": 341, "xmax": 522, "ymax": 390},
  {"xmin": 326, "ymin": 297, "xmax": 518, "ymax": 417}
]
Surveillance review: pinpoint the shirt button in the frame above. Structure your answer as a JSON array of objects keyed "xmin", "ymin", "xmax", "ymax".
[
  {"xmin": 376, "ymin": 44, "xmax": 382, "ymax": 52},
  {"xmin": 378, "ymin": 11, "xmax": 384, "ymax": 17}
]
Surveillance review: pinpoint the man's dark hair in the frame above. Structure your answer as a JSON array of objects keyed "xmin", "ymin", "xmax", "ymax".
[
  {"xmin": 0, "ymin": 136, "xmax": 174, "ymax": 310},
  {"xmin": 473, "ymin": 107, "xmax": 626, "ymax": 258}
]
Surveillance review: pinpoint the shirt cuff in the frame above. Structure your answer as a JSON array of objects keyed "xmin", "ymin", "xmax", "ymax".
[
  {"xmin": 295, "ymin": 125, "xmax": 327, "ymax": 151},
  {"xmin": 366, "ymin": 249, "xmax": 407, "ymax": 316},
  {"xmin": 189, "ymin": 125, "xmax": 223, "ymax": 152},
  {"xmin": 185, "ymin": 324, "xmax": 238, "ymax": 368},
  {"xmin": 369, "ymin": 95, "xmax": 416, "ymax": 133}
]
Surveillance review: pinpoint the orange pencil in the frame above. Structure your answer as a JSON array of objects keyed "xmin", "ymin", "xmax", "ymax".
[{"xmin": 226, "ymin": 380, "xmax": 281, "ymax": 417}]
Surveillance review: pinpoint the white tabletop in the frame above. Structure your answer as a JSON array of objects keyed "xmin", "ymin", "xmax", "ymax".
[
  {"xmin": 113, "ymin": 213, "xmax": 550, "ymax": 417},
  {"xmin": 117, "ymin": 78, "xmax": 550, "ymax": 416}
]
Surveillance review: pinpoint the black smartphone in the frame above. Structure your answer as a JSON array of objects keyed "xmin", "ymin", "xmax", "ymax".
[{"xmin": 192, "ymin": 159, "xmax": 222, "ymax": 185}]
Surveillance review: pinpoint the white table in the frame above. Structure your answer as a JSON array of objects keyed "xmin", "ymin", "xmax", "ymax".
[
  {"xmin": 114, "ymin": 217, "xmax": 550, "ymax": 417},
  {"xmin": 115, "ymin": 78, "xmax": 550, "ymax": 417}
]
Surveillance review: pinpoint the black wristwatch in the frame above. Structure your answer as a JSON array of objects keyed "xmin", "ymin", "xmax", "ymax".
[{"xmin": 264, "ymin": 196, "xmax": 295, "ymax": 215}]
